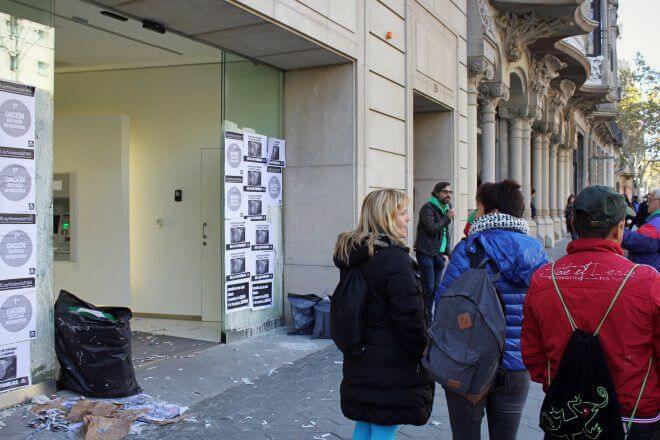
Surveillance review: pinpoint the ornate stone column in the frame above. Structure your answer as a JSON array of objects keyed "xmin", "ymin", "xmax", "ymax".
[
  {"xmin": 498, "ymin": 117, "xmax": 509, "ymax": 180},
  {"xmin": 522, "ymin": 119, "xmax": 533, "ymax": 219},
  {"xmin": 542, "ymin": 133, "xmax": 553, "ymax": 247},
  {"xmin": 557, "ymin": 149, "xmax": 566, "ymax": 234},
  {"xmin": 549, "ymin": 137, "xmax": 559, "ymax": 240},
  {"xmin": 467, "ymin": 57, "xmax": 494, "ymax": 212},
  {"xmin": 499, "ymin": 105, "xmax": 525, "ymax": 185},
  {"xmin": 479, "ymin": 82, "xmax": 509, "ymax": 183},
  {"xmin": 532, "ymin": 130, "xmax": 545, "ymax": 243}
]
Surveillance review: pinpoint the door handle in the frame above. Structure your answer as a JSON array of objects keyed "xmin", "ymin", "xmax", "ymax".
[{"xmin": 202, "ymin": 222, "xmax": 208, "ymax": 240}]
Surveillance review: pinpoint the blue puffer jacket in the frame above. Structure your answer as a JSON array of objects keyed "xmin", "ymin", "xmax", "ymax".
[{"xmin": 436, "ymin": 228, "xmax": 548, "ymax": 371}]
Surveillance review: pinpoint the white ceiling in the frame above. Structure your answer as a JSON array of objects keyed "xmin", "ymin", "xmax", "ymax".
[{"xmin": 52, "ymin": 0, "xmax": 222, "ymax": 72}]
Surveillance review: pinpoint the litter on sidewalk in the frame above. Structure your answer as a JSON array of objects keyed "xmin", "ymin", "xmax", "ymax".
[{"xmin": 27, "ymin": 393, "xmax": 189, "ymax": 439}]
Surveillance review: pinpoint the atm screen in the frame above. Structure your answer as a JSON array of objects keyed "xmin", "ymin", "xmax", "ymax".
[{"xmin": 53, "ymin": 215, "xmax": 60, "ymax": 234}]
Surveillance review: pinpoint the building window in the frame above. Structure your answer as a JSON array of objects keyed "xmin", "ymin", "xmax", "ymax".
[
  {"xmin": 37, "ymin": 61, "xmax": 48, "ymax": 76},
  {"xmin": 588, "ymin": 0, "xmax": 602, "ymax": 57},
  {"xmin": 36, "ymin": 29, "xmax": 45, "ymax": 42},
  {"xmin": 9, "ymin": 55, "xmax": 18, "ymax": 71}
]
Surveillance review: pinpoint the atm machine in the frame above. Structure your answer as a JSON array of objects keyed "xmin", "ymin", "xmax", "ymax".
[{"xmin": 53, "ymin": 173, "xmax": 71, "ymax": 261}]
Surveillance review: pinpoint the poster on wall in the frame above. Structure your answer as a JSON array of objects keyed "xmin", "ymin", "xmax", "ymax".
[
  {"xmin": 0, "ymin": 340, "xmax": 31, "ymax": 393},
  {"xmin": 225, "ymin": 219, "xmax": 250, "ymax": 250},
  {"xmin": 224, "ymin": 175, "xmax": 246, "ymax": 219},
  {"xmin": 244, "ymin": 164, "xmax": 266, "ymax": 193},
  {"xmin": 0, "ymin": 81, "xmax": 36, "ymax": 150},
  {"xmin": 251, "ymin": 222, "xmax": 273, "ymax": 251},
  {"xmin": 224, "ymin": 131, "xmax": 245, "ymax": 178},
  {"xmin": 265, "ymin": 166, "xmax": 282, "ymax": 206},
  {"xmin": 244, "ymin": 133, "xmax": 267, "ymax": 164},
  {"xmin": 0, "ymin": 214, "xmax": 36, "ymax": 280},
  {"xmin": 267, "ymin": 138, "xmax": 285, "ymax": 167},
  {"xmin": 252, "ymin": 251, "xmax": 274, "ymax": 282},
  {"xmin": 0, "ymin": 287, "xmax": 36, "ymax": 344},
  {"xmin": 0, "ymin": 149, "xmax": 36, "ymax": 213},
  {"xmin": 244, "ymin": 193, "xmax": 266, "ymax": 221},
  {"xmin": 251, "ymin": 281, "xmax": 273, "ymax": 311},
  {"xmin": 225, "ymin": 248, "xmax": 251, "ymax": 313}
]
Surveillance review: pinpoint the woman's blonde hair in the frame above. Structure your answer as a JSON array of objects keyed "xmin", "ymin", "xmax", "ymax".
[{"xmin": 334, "ymin": 189, "xmax": 409, "ymax": 264}]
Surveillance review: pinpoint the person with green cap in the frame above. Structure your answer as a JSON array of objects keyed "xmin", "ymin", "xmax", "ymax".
[{"xmin": 414, "ymin": 181, "xmax": 455, "ymax": 318}]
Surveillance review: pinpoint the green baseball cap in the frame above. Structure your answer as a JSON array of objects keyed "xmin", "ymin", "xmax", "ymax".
[{"xmin": 573, "ymin": 186, "xmax": 634, "ymax": 228}]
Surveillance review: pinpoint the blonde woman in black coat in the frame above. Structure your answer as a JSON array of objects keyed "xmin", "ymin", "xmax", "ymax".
[{"xmin": 333, "ymin": 189, "xmax": 434, "ymax": 440}]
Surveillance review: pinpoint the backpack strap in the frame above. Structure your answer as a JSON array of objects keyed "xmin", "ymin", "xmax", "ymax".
[
  {"xmin": 550, "ymin": 262, "xmax": 578, "ymax": 332},
  {"xmin": 468, "ymin": 239, "xmax": 501, "ymax": 282},
  {"xmin": 594, "ymin": 264, "xmax": 638, "ymax": 336},
  {"xmin": 625, "ymin": 356, "xmax": 654, "ymax": 438}
]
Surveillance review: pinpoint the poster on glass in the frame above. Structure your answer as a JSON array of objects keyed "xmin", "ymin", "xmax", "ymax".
[
  {"xmin": 0, "ymin": 81, "xmax": 36, "ymax": 150},
  {"xmin": 0, "ymin": 148, "xmax": 35, "ymax": 213}
]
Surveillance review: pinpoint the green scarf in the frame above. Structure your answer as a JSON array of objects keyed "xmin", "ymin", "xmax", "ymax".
[{"xmin": 429, "ymin": 196, "xmax": 448, "ymax": 254}]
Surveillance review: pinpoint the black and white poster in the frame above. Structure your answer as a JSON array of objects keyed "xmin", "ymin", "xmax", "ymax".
[
  {"xmin": 225, "ymin": 248, "xmax": 251, "ymax": 313},
  {"xmin": 224, "ymin": 131, "xmax": 245, "ymax": 178},
  {"xmin": 244, "ymin": 133, "xmax": 268, "ymax": 164},
  {"xmin": 0, "ymin": 148, "xmax": 35, "ymax": 213},
  {"xmin": 251, "ymin": 281, "xmax": 273, "ymax": 311},
  {"xmin": 0, "ymin": 341, "xmax": 30, "ymax": 393},
  {"xmin": 0, "ymin": 214, "xmax": 36, "ymax": 280},
  {"xmin": 267, "ymin": 138, "xmax": 285, "ymax": 167},
  {"xmin": 226, "ymin": 281, "xmax": 250, "ymax": 313},
  {"xmin": 244, "ymin": 164, "xmax": 266, "ymax": 193},
  {"xmin": 0, "ymin": 81, "xmax": 35, "ymax": 150},
  {"xmin": 0, "ymin": 287, "xmax": 36, "ymax": 344},
  {"xmin": 224, "ymin": 175, "xmax": 246, "ymax": 220},
  {"xmin": 265, "ymin": 166, "xmax": 283, "ymax": 206},
  {"xmin": 225, "ymin": 219, "xmax": 250, "ymax": 251},
  {"xmin": 251, "ymin": 222, "xmax": 273, "ymax": 251},
  {"xmin": 252, "ymin": 251, "xmax": 274, "ymax": 282},
  {"xmin": 245, "ymin": 193, "xmax": 266, "ymax": 221}
]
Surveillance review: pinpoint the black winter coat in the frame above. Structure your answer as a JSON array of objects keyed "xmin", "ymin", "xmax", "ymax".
[
  {"xmin": 414, "ymin": 202, "xmax": 451, "ymax": 257},
  {"xmin": 333, "ymin": 238, "xmax": 435, "ymax": 426}
]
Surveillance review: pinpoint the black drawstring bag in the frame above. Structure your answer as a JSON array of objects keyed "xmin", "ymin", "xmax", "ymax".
[
  {"xmin": 541, "ymin": 264, "xmax": 652, "ymax": 440},
  {"xmin": 55, "ymin": 290, "xmax": 141, "ymax": 397}
]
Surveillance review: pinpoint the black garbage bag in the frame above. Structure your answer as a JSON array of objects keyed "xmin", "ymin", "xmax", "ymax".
[
  {"xmin": 312, "ymin": 298, "xmax": 331, "ymax": 339},
  {"xmin": 55, "ymin": 290, "xmax": 141, "ymax": 397},
  {"xmin": 287, "ymin": 293, "xmax": 321, "ymax": 335}
]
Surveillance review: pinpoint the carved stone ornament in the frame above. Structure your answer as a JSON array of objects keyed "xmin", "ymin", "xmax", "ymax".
[
  {"xmin": 468, "ymin": 56, "xmax": 495, "ymax": 86},
  {"xmin": 478, "ymin": 0, "xmax": 496, "ymax": 40},
  {"xmin": 478, "ymin": 82, "xmax": 510, "ymax": 106},
  {"xmin": 589, "ymin": 56, "xmax": 605, "ymax": 80},
  {"xmin": 496, "ymin": 13, "xmax": 563, "ymax": 63},
  {"xmin": 547, "ymin": 79, "xmax": 576, "ymax": 113},
  {"xmin": 529, "ymin": 54, "xmax": 567, "ymax": 95},
  {"xmin": 499, "ymin": 105, "xmax": 530, "ymax": 119},
  {"xmin": 568, "ymin": 96, "xmax": 602, "ymax": 116}
]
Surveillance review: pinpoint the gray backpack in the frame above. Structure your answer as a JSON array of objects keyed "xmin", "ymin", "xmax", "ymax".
[{"xmin": 422, "ymin": 239, "xmax": 506, "ymax": 403}]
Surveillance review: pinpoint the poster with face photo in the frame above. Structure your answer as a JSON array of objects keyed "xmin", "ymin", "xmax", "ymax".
[
  {"xmin": 251, "ymin": 222, "xmax": 273, "ymax": 251},
  {"xmin": 244, "ymin": 164, "xmax": 266, "ymax": 193},
  {"xmin": 244, "ymin": 133, "xmax": 267, "ymax": 164},
  {"xmin": 0, "ymin": 340, "xmax": 31, "ymax": 393},
  {"xmin": 265, "ymin": 166, "xmax": 282, "ymax": 206},
  {"xmin": 225, "ymin": 219, "xmax": 250, "ymax": 251},
  {"xmin": 224, "ymin": 131, "xmax": 245, "ymax": 178},
  {"xmin": 0, "ymin": 81, "xmax": 35, "ymax": 150},
  {"xmin": 0, "ymin": 148, "xmax": 35, "ymax": 213},
  {"xmin": 252, "ymin": 251, "xmax": 274, "ymax": 282},
  {"xmin": 224, "ymin": 175, "xmax": 246, "ymax": 219},
  {"xmin": 245, "ymin": 193, "xmax": 266, "ymax": 221},
  {"xmin": 0, "ymin": 214, "xmax": 36, "ymax": 280},
  {"xmin": 224, "ymin": 249, "xmax": 251, "ymax": 313},
  {"xmin": 251, "ymin": 281, "xmax": 273, "ymax": 311},
  {"xmin": 267, "ymin": 138, "xmax": 285, "ymax": 167},
  {"xmin": 0, "ymin": 287, "xmax": 36, "ymax": 344}
]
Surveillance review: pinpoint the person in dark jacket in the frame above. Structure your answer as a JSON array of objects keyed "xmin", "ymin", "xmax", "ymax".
[
  {"xmin": 436, "ymin": 180, "xmax": 548, "ymax": 440},
  {"xmin": 334, "ymin": 189, "xmax": 434, "ymax": 440},
  {"xmin": 637, "ymin": 194, "xmax": 650, "ymax": 227},
  {"xmin": 622, "ymin": 188, "xmax": 660, "ymax": 271},
  {"xmin": 565, "ymin": 194, "xmax": 577, "ymax": 241},
  {"xmin": 414, "ymin": 182, "xmax": 455, "ymax": 316}
]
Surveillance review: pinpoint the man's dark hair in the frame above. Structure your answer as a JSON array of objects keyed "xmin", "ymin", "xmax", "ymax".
[
  {"xmin": 476, "ymin": 179, "xmax": 525, "ymax": 218},
  {"xmin": 432, "ymin": 181, "xmax": 451, "ymax": 196},
  {"xmin": 573, "ymin": 210, "xmax": 615, "ymax": 239},
  {"xmin": 532, "ymin": 188, "xmax": 536, "ymax": 195}
]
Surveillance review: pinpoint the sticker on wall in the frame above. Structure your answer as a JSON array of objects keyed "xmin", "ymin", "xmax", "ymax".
[
  {"xmin": 244, "ymin": 133, "xmax": 267, "ymax": 164},
  {"xmin": 0, "ymin": 277, "xmax": 35, "ymax": 292},
  {"xmin": 0, "ymin": 150, "xmax": 36, "ymax": 213},
  {"xmin": 0, "ymin": 340, "xmax": 31, "ymax": 393},
  {"xmin": 224, "ymin": 175, "xmax": 246, "ymax": 220},
  {"xmin": 0, "ymin": 288, "xmax": 36, "ymax": 344},
  {"xmin": 0, "ymin": 215, "xmax": 36, "ymax": 279},
  {"xmin": 225, "ymin": 219, "xmax": 250, "ymax": 251},
  {"xmin": 244, "ymin": 193, "xmax": 266, "ymax": 221},
  {"xmin": 224, "ymin": 131, "xmax": 245, "ymax": 178},
  {"xmin": 265, "ymin": 166, "xmax": 282, "ymax": 206},
  {"xmin": 0, "ymin": 81, "xmax": 36, "ymax": 149},
  {"xmin": 244, "ymin": 164, "xmax": 266, "ymax": 193},
  {"xmin": 267, "ymin": 138, "xmax": 285, "ymax": 167},
  {"xmin": 251, "ymin": 281, "xmax": 273, "ymax": 311},
  {"xmin": 252, "ymin": 251, "xmax": 274, "ymax": 282},
  {"xmin": 251, "ymin": 222, "xmax": 273, "ymax": 251}
]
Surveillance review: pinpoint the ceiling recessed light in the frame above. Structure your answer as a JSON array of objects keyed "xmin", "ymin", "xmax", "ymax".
[{"xmin": 100, "ymin": 11, "xmax": 129, "ymax": 22}]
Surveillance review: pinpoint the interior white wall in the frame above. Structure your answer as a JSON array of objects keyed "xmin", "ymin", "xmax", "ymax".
[
  {"xmin": 55, "ymin": 64, "xmax": 222, "ymax": 316},
  {"xmin": 413, "ymin": 111, "xmax": 455, "ymax": 242},
  {"xmin": 54, "ymin": 115, "xmax": 130, "ymax": 306}
]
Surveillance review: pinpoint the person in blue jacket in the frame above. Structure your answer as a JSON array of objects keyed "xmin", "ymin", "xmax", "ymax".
[{"xmin": 435, "ymin": 180, "xmax": 548, "ymax": 440}]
